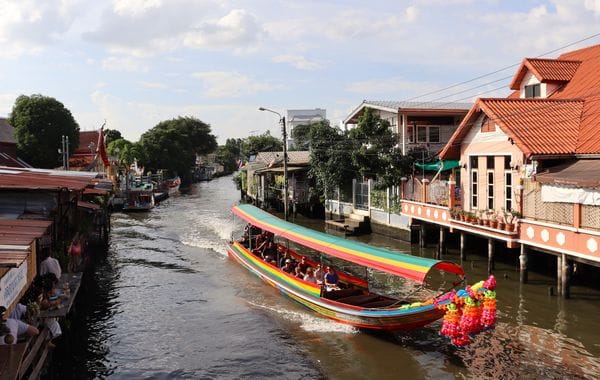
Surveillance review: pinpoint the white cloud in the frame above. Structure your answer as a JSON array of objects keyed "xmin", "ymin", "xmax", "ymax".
[
  {"xmin": 192, "ymin": 71, "xmax": 276, "ymax": 98},
  {"xmin": 102, "ymin": 56, "xmax": 147, "ymax": 72},
  {"xmin": 113, "ymin": 0, "xmax": 163, "ymax": 17},
  {"xmin": 139, "ymin": 81, "xmax": 167, "ymax": 89},
  {"xmin": 272, "ymin": 54, "xmax": 325, "ymax": 70},
  {"xmin": 584, "ymin": 0, "xmax": 600, "ymax": 13},
  {"xmin": 0, "ymin": 0, "xmax": 82, "ymax": 58},
  {"xmin": 183, "ymin": 9, "xmax": 264, "ymax": 51},
  {"xmin": 0, "ymin": 93, "xmax": 18, "ymax": 116}
]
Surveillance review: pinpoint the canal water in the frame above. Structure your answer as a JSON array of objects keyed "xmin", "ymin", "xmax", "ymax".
[{"xmin": 48, "ymin": 175, "xmax": 600, "ymax": 379}]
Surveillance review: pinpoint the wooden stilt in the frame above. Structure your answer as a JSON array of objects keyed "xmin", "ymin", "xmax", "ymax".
[
  {"xmin": 561, "ymin": 253, "xmax": 571, "ymax": 299},
  {"xmin": 487, "ymin": 238, "xmax": 495, "ymax": 274},
  {"xmin": 420, "ymin": 223, "xmax": 426, "ymax": 248},
  {"xmin": 438, "ymin": 227, "xmax": 445, "ymax": 259},
  {"xmin": 460, "ymin": 232, "xmax": 466, "ymax": 261},
  {"xmin": 519, "ymin": 244, "xmax": 528, "ymax": 283},
  {"xmin": 556, "ymin": 254, "xmax": 563, "ymax": 296}
]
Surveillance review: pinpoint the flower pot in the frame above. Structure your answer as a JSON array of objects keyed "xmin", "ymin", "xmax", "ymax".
[
  {"xmin": 483, "ymin": 219, "xmax": 490, "ymax": 227},
  {"xmin": 497, "ymin": 222, "xmax": 505, "ymax": 230},
  {"xmin": 490, "ymin": 220, "xmax": 498, "ymax": 229},
  {"xmin": 505, "ymin": 223, "xmax": 515, "ymax": 232}
]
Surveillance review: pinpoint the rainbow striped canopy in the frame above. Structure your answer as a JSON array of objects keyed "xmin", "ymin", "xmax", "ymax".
[{"xmin": 232, "ymin": 204, "xmax": 464, "ymax": 284}]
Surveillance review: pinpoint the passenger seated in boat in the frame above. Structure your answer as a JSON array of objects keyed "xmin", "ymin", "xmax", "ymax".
[
  {"xmin": 298, "ymin": 257, "xmax": 309, "ymax": 275},
  {"xmin": 294, "ymin": 265, "xmax": 305, "ymax": 278},
  {"xmin": 303, "ymin": 267, "xmax": 317, "ymax": 284},
  {"xmin": 240, "ymin": 233, "xmax": 250, "ymax": 247},
  {"xmin": 261, "ymin": 241, "xmax": 277, "ymax": 262},
  {"xmin": 282, "ymin": 259, "xmax": 295, "ymax": 274},
  {"xmin": 278, "ymin": 251, "xmax": 293, "ymax": 268},
  {"xmin": 324, "ymin": 266, "xmax": 341, "ymax": 291},
  {"xmin": 314, "ymin": 264, "xmax": 324, "ymax": 284}
]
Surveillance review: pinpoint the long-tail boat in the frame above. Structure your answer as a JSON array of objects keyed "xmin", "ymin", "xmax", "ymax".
[{"xmin": 226, "ymin": 204, "xmax": 497, "ymax": 337}]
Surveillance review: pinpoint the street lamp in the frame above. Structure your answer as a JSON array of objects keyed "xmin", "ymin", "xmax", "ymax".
[{"xmin": 259, "ymin": 107, "xmax": 289, "ymax": 221}]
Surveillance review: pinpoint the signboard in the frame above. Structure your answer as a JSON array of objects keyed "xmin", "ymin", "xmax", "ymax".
[{"xmin": 0, "ymin": 261, "xmax": 28, "ymax": 309}]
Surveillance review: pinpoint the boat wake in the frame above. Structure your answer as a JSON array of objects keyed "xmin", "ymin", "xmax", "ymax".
[{"xmin": 246, "ymin": 300, "xmax": 358, "ymax": 334}]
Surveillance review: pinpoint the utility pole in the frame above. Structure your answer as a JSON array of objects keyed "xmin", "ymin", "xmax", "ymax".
[{"xmin": 282, "ymin": 116, "xmax": 289, "ymax": 221}]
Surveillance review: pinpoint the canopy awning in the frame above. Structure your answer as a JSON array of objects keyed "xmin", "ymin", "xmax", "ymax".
[
  {"xmin": 232, "ymin": 204, "xmax": 464, "ymax": 284},
  {"xmin": 415, "ymin": 160, "xmax": 460, "ymax": 171}
]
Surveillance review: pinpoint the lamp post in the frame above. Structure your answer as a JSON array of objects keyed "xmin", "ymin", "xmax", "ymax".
[{"xmin": 259, "ymin": 107, "xmax": 289, "ymax": 221}]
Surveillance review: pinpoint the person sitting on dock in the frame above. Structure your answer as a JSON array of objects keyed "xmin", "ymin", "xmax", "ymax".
[
  {"xmin": 40, "ymin": 249, "xmax": 62, "ymax": 279},
  {"xmin": 324, "ymin": 267, "xmax": 341, "ymax": 291},
  {"xmin": 0, "ymin": 306, "xmax": 39, "ymax": 345}
]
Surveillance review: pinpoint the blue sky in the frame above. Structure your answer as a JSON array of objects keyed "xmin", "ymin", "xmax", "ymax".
[{"xmin": 1, "ymin": 0, "xmax": 599, "ymax": 144}]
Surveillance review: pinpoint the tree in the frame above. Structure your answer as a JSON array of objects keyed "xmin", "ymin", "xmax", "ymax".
[
  {"xmin": 290, "ymin": 123, "xmax": 311, "ymax": 150},
  {"xmin": 107, "ymin": 138, "xmax": 144, "ymax": 166},
  {"xmin": 10, "ymin": 94, "xmax": 80, "ymax": 168},
  {"xmin": 215, "ymin": 138, "xmax": 242, "ymax": 174},
  {"xmin": 104, "ymin": 129, "xmax": 122, "ymax": 145},
  {"xmin": 307, "ymin": 120, "xmax": 356, "ymax": 199},
  {"xmin": 241, "ymin": 131, "xmax": 282, "ymax": 159},
  {"xmin": 139, "ymin": 116, "xmax": 217, "ymax": 183}
]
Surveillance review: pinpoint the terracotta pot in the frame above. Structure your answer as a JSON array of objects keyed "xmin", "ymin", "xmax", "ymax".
[
  {"xmin": 497, "ymin": 222, "xmax": 505, "ymax": 230},
  {"xmin": 490, "ymin": 220, "xmax": 498, "ymax": 229},
  {"xmin": 505, "ymin": 223, "xmax": 514, "ymax": 232},
  {"xmin": 483, "ymin": 219, "xmax": 490, "ymax": 227}
]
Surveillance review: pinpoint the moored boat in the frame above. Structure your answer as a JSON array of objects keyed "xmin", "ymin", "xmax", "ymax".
[
  {"xmin": 122, "ymin": 181, "xmax": 155, "ymax": 211},
  {"xmin": 165, "ymin": 176, "xmax": 181, "ymax": 195},
  {"xmin": 226, "ymin": 204, "xmax": 497, "ymax": 339}
]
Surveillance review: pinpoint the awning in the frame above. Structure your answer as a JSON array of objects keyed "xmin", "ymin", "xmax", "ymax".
[
  {"xmin": 77, "ymin": 201, "xmax": 101, "ymax": 210},
  {"xmin": 415, "ymin": 160, "xmax": 460, "ymax": 171},
  {"xmin": 255, "ymin": 166, "xmax": 307, "ymax": 174},
  {"xmin": 232, "ymin": 204, "xmax": 464, "ymax": 284},
  {"xmin": 535, "ymin": 159, "xmax": 600, "ymax": 189},
  {"xmin": 0, "ymin": 251, "xmax": 28, "ymax": 268}
]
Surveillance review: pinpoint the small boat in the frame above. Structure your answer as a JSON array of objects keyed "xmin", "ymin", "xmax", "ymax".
[
  {"xmin": 226, "ymin": 204, "xmax": 497, "ymax": 339},
  {"xmin": 122, "ymin": 181, "xmax": 155, "ymax": 211},
  {"xmin": 165, "ymin": 176, "xmax": 181, "ymax": 195}
]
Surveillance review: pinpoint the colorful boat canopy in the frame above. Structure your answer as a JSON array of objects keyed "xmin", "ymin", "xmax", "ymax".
[{"xmin": 231, "ymin": 204, "xmax": 465, "ymax": 284}]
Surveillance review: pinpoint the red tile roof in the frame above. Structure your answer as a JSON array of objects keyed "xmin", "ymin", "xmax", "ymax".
[
  {"xmin": 441, "ymin": 43, "xmax": 600, "ymax": 159},
  {"xmin": 73, "ymin": 130, "xmax": 102, "ymax": 155},
  {"xmin": 509, "ymin": 58, "xmax": 581, "ymax": 90}
]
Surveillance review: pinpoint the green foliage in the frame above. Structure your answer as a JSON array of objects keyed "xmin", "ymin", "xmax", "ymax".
[
  {"xmin": 104, "ymin": 129, "xmax": 122, "ymax": 144},
  {"xmin": 215, "ymin": 138, "xmax": 242, "ymax": 174},
  {"xmin": 307, "ymin": 120, "xmax": 356, "ymax": 198},
  {"xmin": 241, "ymin": 131, "xmax": 282, "ymax": 159},
  {"xmin": 107, "ymin": 138, "xmax": 146, "ymax": 166},
  {"xmin": 233, "ymin": 171, "xmax": 246, "ymax": 190},
  {"xmin": 10, "ymin": 94, "xmax": 80, "ymax": 168},
  {"xmin": 290, "ymin": 124, "xmax": 311, "ymax": 150},
  {"xmin": 139, "ymin": 116, "xmax": 217, "ymax": 183}
]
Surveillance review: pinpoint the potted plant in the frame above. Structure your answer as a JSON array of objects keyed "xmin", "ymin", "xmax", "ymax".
[
  {"xmin": 506, "ymin": 209, "xmax": 522, "ymax": 232},
  {"xmin": 497, "ymin": 208, "xmax": 506, "ymax": 230}
]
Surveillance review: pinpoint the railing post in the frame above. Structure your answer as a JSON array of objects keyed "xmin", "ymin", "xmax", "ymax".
[
  {"xmin": 400, "ymin": 177, "xmax": 407, "ymax": 200},
  {"xmin": 573, "ymin": 203, "xmax": 581, "ymax": 229},
  {"xmin": 448, "ymin": 176, "xmax": 456, "ymax": 209},
  {"xmin": 422, "ymin": 179, "xmax": 430, "ymax": 203}
]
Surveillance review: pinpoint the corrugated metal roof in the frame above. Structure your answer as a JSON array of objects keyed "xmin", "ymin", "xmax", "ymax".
[
  {"xmin": 535, "ymin": 159, "xmax": 600, "ymax": 188},
  {"xmin": 77, "ymin": 200, "xmax": 101, "ymax": 210},
  {"xmin": 255, "ymin": 151, "xmax": 310, "ymax": 166},
  {"xmin": 0, "ymin": 118, "xmax": 16, "ymax": 144},
  {"xmin": 0, "ymin": 251, "xmax": 28, "ymax": 268},
  {"xmin": 0, "ymin": 166, "xmax": 101, "ymax": 191},
  {"xmin": 365, "ymin": 100, "xmax": 473, "ymax": 111}
]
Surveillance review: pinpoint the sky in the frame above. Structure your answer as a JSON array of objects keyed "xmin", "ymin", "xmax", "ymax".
[{"xmin": 1, "ymin": 0, "xmax": 599, "ymax": 144}]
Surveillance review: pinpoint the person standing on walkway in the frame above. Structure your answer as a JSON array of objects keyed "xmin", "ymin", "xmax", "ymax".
[{"xmin": 68, "ymin": 233, "xmax": 83, "ymax": 272}]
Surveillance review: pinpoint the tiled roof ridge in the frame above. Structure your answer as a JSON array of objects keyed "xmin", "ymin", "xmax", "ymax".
[{"xmin": 524, "ymin": 57, "xmax": 582, "ymax": 64}]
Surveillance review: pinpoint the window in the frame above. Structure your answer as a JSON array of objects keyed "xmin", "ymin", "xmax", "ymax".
[
  {"xmin": 406, "ymin": 125, "xmax": 414, "ymax": 143},
  {"xmin": 470, "ymin": 156, "xmax": 478, "ymax": 169},
  {"xmin": 417, "ymin": 126, "xmax": 427, "ymax": 143},
  {"xmin": 471, "ymin": 169, "xmax": 478, "ymax": 209},
  {"xmin": 505, "ymin": 171, "xmax": 513, "ymax": 211},
  {"xmin": 525, "ymin": 84, "xmax": 541, "ymax": 98},
  {"xmin": 429, "ymin": 126, "xmax": 440, "ymax": 143},
  {"xmin": 487, "ymin": 171, "xmax": 494, "ymax": 209},
  {"xmin": 487, "ymin": 156, "xmax": 495, "ymax": 169},
  {"xmin": 504, "ymin": 156, "xmax": 511, "ymax": 170}
]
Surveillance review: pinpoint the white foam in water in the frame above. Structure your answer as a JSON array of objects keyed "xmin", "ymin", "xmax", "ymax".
[{"xmin": 247, "ymin": 300, "xmax": 358, "ymax": 334}]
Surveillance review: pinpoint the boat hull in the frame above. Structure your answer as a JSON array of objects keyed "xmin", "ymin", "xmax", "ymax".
[{"xmin": 225, "ymin": 241, "xmax": 445, "ymax": 331}]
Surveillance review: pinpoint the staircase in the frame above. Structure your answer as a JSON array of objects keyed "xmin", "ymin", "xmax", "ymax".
[{"xmin": 325, "ymin": 213, "xmax": 371, "ymax": 236}]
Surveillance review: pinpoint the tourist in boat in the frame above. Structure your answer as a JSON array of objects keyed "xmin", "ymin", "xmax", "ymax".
[
  {"xmin": 314, "ymin": 264, "xmax": 324, "ymax": 284},
  {"xmin": 282, "ymin": 259, "xmax": 295, "ymax": 274},
  {"xmin": 298, "ymin": 257, "xmax": 309, "ymax": 275},
  {"xmin": 294, "ymin": 266, "xmax": 305, "ymax": 279},
  {"xmin": 303, "ymin": 268, "xmax": 317, "ymax": 284},
  {"xmin": 324, "ymin": 267, "xmax": 341, "ymax": 291},
  {"xmin": 261, "ymin": 241, "xmax": 277, "ymax": 262},
  {"xmin": 278, "ymin": 251, "xmax": 293, "ymax": 268}
]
